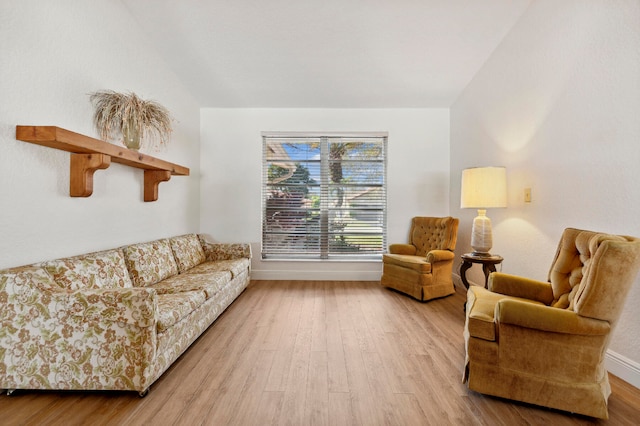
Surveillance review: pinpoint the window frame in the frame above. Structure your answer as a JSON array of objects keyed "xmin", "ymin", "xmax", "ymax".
[{"xmin": 261, "ymin": 131, "xmax": 388, "ymax": 261}]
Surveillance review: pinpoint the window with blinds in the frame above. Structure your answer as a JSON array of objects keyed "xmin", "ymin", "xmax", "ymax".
[{"xmin": 262, "ymin": 133, "xmax": 387, "ymax": 260}]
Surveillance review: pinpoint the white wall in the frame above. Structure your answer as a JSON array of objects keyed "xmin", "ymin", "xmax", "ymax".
[
  {"xmin": 450, "ymin": 0, "xmax": 640, "ymax": 386},
  {"xmin": 0, "ymin": 0, "xmax": 201, "ymax": 269},
  {"xmin": 200, "ymin": 108, "xmax": 450, "ymax": 280}
]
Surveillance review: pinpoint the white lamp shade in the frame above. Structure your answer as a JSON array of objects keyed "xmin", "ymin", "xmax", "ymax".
[{"xmin": 460, "ymin": 167, "xmax": 507, "ymax": 209}]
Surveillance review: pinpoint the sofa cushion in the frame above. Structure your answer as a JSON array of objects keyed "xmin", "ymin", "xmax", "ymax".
[
  {"xmin": 150, "ymin": 271, "xmax": 231, "ymax": 300},
  {"xmin": 156, "ymin": 291, "xmax": 206, "ymax": 333},
  {"xmin": 169, "ymin": 234, "xmax": 206, "ymax": 273},
  {"xmin": 42, "ymin": 249, "xmax": 133, "ymax": 291},
  {"xmin": 185, "ymin": 258, "xmax": 250, "ymax": 278},
  {"xmin": 0, "ymin": 265, "xmax": 58, "ymax": 295},
  {"xmin": 124, "ymin": 239, "xmax": 179, "ymax": 287}
]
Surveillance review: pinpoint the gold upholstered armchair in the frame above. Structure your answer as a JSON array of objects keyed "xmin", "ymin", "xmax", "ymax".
[
  {"xmin": 381, "ymin": 216, "xmax": 459, "ymax": 301},
  {"xmin": 463, "ymin": 228, "xmax": 640, "ymax": 419}
]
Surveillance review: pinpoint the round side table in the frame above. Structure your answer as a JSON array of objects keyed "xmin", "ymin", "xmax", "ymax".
[{"xmin": 459, "ymin": 253, "xmax": 504, "ymax": 290}]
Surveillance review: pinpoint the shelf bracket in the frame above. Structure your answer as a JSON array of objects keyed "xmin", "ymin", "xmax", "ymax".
[
  {"xmin": 70, "ymin": 153, "xmax": 111, "ymax": 197},
  {"xmin": 144, "ymin": 170, "xmax": 172, "ymax": 202}
]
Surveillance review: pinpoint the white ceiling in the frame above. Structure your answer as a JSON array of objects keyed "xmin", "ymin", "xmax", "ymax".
[{"xmin": 122, "ymin": 0, "xmax": 532, "ymax": 108}]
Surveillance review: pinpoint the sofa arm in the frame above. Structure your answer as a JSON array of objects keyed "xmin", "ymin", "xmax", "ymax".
[
  {"xmin": 54, "ymin": 287, "xmax": 158, "ymax": 328},
  {"xmin": 199, "ymin": 239, "xmax": 252, "ymax": 261},
  {"xmin": 495, "ymin": 299, "xmax": 610, "ymax": 335},
  {"xmin": 388, "ymin": 244, "xmax": 416, "ymax": 255},
  {"xmin": 2, "ymin": 285, "xmax": 158, "ymax": 392},
  {"xmin": 489, "ymin": 272, "xmax": 554, "ymax": 305},
  {"xmin": 426, "ymin": 249, "xmax": 454, "ymax": 263}
]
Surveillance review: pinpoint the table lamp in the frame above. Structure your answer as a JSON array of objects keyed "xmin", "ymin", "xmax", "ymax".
[{"xmin": 460, "ymin": 166, "xmax": 507, "ymax": 256}]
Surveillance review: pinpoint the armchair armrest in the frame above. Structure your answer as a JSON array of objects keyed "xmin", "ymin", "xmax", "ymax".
[
  {"xmin": 388, "ymin": 244, "xmax": 416, "ymax": 255},
  {"xmin": 54, "ymin": 287, "xmax": 158, "ymax": 328},
  {"xmin": 426, "ymin": 249, "xmax": 454, "ymax": 263},
  {"xmin": 489, "ymin": 272, "xmax": 554, "ymax": 305},
  {"xmin": 495, "ymin": 299, "xmax": 610, "ymax": 335}
]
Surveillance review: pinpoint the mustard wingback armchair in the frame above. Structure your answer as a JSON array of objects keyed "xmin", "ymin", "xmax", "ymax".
[
  {"xmin": 381, "ymin": 216, "xmax": 459, "ymax": 301},
  {"xmin": 463, "ymin": 228, "xmax": 640, "ymax": 419}
]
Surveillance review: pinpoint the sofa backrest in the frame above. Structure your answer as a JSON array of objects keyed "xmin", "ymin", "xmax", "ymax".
[
  {"xmin": 1, "ymin": 235, "xmax": 213, "ymax": 293},
  {"xmin": 169, "ymin": 234, "xmax": 206, "ymax": 273},
  {"xmin": 548, "ymin": 228, "xmax": 640, "ymax": 323},
  {"xmin": 123, "ymin": 239, "xmax": 179, "ymax": 287},
  {"xmin": 42, "ymin": 248, "xmax": 133, "ymax": 291},
  {"xmin": 409, "ymin": 216, "xmax": 459, "ymax": 257},
  {"xmin": 0, "ymin": 265, "xmax": 61, "ymax": 297}
]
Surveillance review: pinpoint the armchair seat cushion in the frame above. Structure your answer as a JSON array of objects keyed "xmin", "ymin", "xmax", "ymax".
[{"xmin": 382, "ymin": 254, "xmax": 432, "ymax": 273}]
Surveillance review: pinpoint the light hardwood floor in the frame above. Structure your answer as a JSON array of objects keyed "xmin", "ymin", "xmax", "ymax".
[{"xmin": 2, "ymin": 280, "xmax": 640, "ymax": 425}]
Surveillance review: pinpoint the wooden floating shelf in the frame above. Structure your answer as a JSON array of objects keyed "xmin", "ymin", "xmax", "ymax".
[{"xmin": 16, "ymin": 125, "xmax": 189, "ymax": 201}]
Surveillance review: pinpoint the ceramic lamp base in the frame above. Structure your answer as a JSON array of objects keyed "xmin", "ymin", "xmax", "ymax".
[{"xmin": 471, "ymin": 209, "xmax": 493, "ymax": 255}]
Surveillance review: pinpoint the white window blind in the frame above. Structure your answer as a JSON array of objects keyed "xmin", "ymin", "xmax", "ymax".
[{"xmin": 262, "ymin": 133, "xmax": 387, "ymax": 260}]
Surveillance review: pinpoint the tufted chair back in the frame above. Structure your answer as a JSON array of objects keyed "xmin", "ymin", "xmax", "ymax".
[
  {"xmin": 547, "ymin": 228, "xmax": 640, "ymax": 322},
  {"xmin": 409, "ymin": 216, "xmax": 459, "ymax": 257}
]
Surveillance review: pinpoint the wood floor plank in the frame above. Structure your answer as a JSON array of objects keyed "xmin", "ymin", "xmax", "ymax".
[
  {"xmin": 358, "ymin": 289, "xmax": 416, "ymax": 394},
  {"xmin": 12, "ymin": 393, "xmax": 84, "ymax": 425},
  {"xmin": 361, "ymin": 348, "xmax": 405, "ymax": 425},
  {"xmin": 194, "ymin": 343, "xmax": 270, "ymax": 424},
  {"xmin": 328, "ymin": 391, "xmax": 356, "ymax": 426},
  {"xmin": 226, "ymin": 349, "xmax": 277, "ymax": 425},
  {"xmin": 254, "ymin": 390, "xmax": 285, "ymax": 426},
  {"xmin": 277, "ymin": 326, "xmax": 312, "ymax": 425},
  {"xmin": 340, "ymin": 326, "xmax": 383, "ymax": 425},
  {"xmin": 310, "ymin": 281, "xmax": 328, "ymax": 353},
  {"xmin": 2, "ymin": 280, "xmax": 639, "ymax": 425},
  {"xmin": 393, "ymin": 392, "xmax": 439, "ymax": 426},
  {"xmin": 264, "ymin": 284, "xmax": 304, "ymax": 392},
  {"xmin": 325, "ymin": 311, "xmax": 350, "ymax": 394},
  {"xmin": 0, "ymin": 393, "xmax": 57, "ymax": 425},
  {"xmin": 411, "ymin": 353, "xmax": 482, "ymax": 425},
  {"xmin": 304, "ymin": 349, "xmax": 330, "ymax": 426},
  {"xmin": 260, "ymin": 293, "xmax": 294, "ymax": 351},
  {"xmin": 179, "ymin": 316, "xmax": 270, "ymax": 424}
]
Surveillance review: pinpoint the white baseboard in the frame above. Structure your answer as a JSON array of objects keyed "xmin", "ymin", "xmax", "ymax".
[
  {"xmin": 606, "ymin": 350, "xmax": 640, "ymax": 389},
  {"xmin": 251, "ymin": 269, "xmax": 382, "ymax": 281}
]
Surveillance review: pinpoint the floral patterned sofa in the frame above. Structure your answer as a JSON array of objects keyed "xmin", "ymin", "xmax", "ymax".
[{"xmin": 0, "ymin": 234, "xmax": 251, "ymax": 396}]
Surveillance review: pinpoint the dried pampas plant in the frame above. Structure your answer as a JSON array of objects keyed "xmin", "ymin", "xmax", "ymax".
[{"xmin": 89, "ymin": 90, "xmax": 173, "ymax": 151}]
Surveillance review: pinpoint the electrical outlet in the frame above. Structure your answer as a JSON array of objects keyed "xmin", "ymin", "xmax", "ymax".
[{"xmin": 524, "ymin": 188, "xmax": 532, "ymax": 203}]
